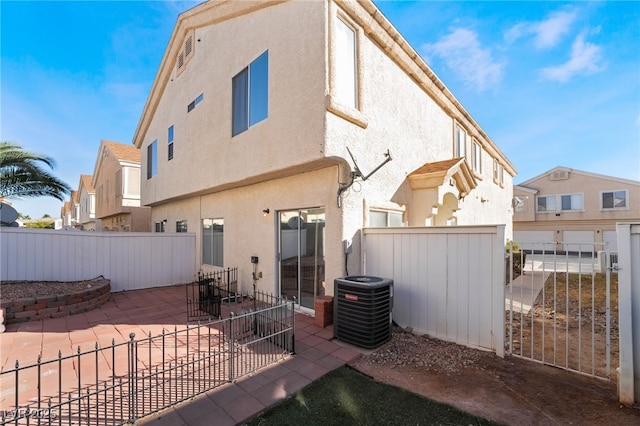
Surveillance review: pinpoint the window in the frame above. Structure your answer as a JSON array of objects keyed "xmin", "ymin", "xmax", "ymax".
[
  {"xmin": 601, "ymin": 190, "xmax": 627, "ymax": 210},
  {"xmin": 187, "ymin": 93, "xmax": 204, "ymax": 113},
  {"xmin": 202, "ymin": 218, "xmax": 224, "ymax": 267},
  {"xmin": 561, "ymin": 194, "xmax": 583, "ymax": 211},
  {"xmin": 124, "ymin": 167, "xmax": 140, "ymax": 197},
  {"xmin": 493, "ymin": 159, "xmax": 504, "ymax": 185},
  {"xmin": 537, "ymin": 196, "xmax": 556, "ymax": 212},
  {"xmin": 370, "ymin": 210, "xmax": 404, "ymax": 227},
  {"xmin": 176, "ymin": 220, "xmax": 187, "ymax": 233},
  {"xmin": 168, "ymin": 125, "xmax": 174, "ymax": 160},
  {"xmin": 147, "ymin": 140, "xmax": 157, "ymax": 179},
  {"xmin": 537, "ymin": 193, "xmax": 583, "ymax": 212},
  {"xmin": 471, "ymin": 140, "xmax": 482, "ymax": 174},
  {"xmin": 115, "ymin": 170, "xmax": 122, "ymax": 196},
  {"xmin": 335, "ymin": 17, "xmax": 357, "ymax": 109},
  {"xmin": 155, "ymin": 221, "xmax": 166, "ymax": 233},
  {"xmin": 454, "ymin": 125, "xmax": 466, "ymax": 158},
  {"xmin": 232, "ymin": 51, "xmax": 268, "ymax": 136}
]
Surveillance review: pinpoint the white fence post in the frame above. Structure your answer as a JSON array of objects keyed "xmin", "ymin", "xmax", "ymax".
[
  {"xmin": 617, "ymin": 223, "xmax": 640, "ymax": 405},
  {"xmin": 493, "ymin": 225, "xmax": 506, "ymax": 358}
]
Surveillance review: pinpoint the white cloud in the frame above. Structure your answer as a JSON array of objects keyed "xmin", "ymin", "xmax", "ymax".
[
  {"xmin": 422, "ymin": 28, "xmax": 504, "ymax": 91},
  {"xmin": 540, "ymin": 32, "xmax": 605, "ymax": 82},
  {"xmin": 505, "ymin": 8, "xmax": 578, "ymax": 49}
]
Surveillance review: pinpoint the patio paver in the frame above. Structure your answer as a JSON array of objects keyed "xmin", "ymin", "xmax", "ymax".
[{"xmin": 0, "ymin": 285, "xmax": 363, "ymax": 425}]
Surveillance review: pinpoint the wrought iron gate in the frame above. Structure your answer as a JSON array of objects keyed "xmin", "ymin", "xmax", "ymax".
[
  {"xmin": 505, "ymin": 242, "xmax": 616, "ymax": 380},
  {"xmin": 186, "ymin": 268, "xmax": 238, "ymax": 322}
]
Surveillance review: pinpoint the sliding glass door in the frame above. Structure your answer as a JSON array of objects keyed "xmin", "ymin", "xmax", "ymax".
[{"xmin": 278, "ymin": 208, "xmax": 325, "ymax": 309}]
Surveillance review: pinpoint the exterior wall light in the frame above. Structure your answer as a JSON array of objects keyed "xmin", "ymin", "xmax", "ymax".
[{"xmin": 262, "ymin": 209, "xmax": 270, "ymax": 216}]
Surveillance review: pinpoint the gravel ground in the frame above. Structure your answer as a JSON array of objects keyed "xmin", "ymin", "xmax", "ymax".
[
  {"xmin": 1, "ymin": 279, "xmax": 105, "ymax": 300},
  {"xmin": 358, "ymin": 326, "xmax": 484, "ymax": 374}
]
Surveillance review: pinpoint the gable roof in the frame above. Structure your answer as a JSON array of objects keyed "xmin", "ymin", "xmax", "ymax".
[
  {"xmin": 61, "ymin": 201, "xmax": 71, "ymax": 215},
  {"xmin": 518, "ymin": 166, "xmax": 640, "ymax": 188},
  {"xmin": 513, "ymin": 185, "xmax": 538, "ymax": 195},
  {"xmin": 103, "ymin": 140, "xmax": 140, "ymax": 163},
  {"xmin": 408, "ymin": 158, "xmax": 477, "ymax": 197},
  {"xmin": 92, "ymin": 140, "xmax": 141, "ymax": 187},
  {"xmin": 78, "ymin": 174, "xmax": 95, "ymax": 193},
  {"xmin": 131, "ymin": 0, "xmax": 516, "ymax": 176}
]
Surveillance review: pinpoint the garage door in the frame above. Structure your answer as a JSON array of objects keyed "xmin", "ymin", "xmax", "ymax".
[
  {"xmin": 513, "ymin": 231, "xmax": 554, "ymax": 251},
  {"xmin": 563, "ymin": 231, "xmax": 595, "ymax": 253},
  {"xmin": 603, "ymin": 230, "xmax": 617, "ymax": 252}
]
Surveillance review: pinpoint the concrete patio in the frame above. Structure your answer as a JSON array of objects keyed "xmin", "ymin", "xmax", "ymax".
[{"xmin": 0, "ymin": 285, "xmax": 361, "ymax": 425}]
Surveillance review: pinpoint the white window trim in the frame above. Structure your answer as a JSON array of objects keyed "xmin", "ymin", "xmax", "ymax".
[
  {"xmin": 453, "ymin": 123, "xmax": 467, "ymax": 159},
  {"xmin": 327, "ymin": 8, "xmax": 368, "ymax": 129},
  {"xmin": 471, "ymin": 139, "xmax": 482, "ymax": 176},
  {"xmin": 369, "ymin": 208, "xmax": 405, "ymax": 227},
  {"xmin": 493, "ymin": 159, "xmax": 504, "ymax": 186},
  {"xmin": 599, "ymin": 189, "xmax": 630, "ymax": 211},
  {"xmin": 536, "ymin": 193, "xmax": 585, "ymax": 213}
]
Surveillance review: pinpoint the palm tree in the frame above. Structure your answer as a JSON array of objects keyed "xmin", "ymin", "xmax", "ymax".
[{"xmin": 0, "ymin": 141, "xmax": 71, "ymax": 202}]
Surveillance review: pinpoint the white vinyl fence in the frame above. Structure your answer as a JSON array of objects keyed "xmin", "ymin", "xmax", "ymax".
[
  {"xmin": 1, "ymin": 228, "xmax": 196, "ymax": 292},
  {"xmin": 363, "ymin": 225, "xmax": 505, "ymax": 356},
  {"xmin": 617, "ymin": 223, "xmax": 640, "ymax": 405}
]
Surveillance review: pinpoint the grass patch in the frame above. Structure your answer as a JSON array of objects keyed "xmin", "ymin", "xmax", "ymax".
[{"xmin": 246, "ymin": 366, "xmax": 501, "ymax": 425}]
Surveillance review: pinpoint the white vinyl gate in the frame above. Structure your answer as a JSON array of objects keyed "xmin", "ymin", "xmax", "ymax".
[
  {"xmin": 506, "ymin": 241, "xmax": 614, "ymax": 380},
  {"xmin": 364, "ymin": 226, "xmax": 505, "ymax": 356}
]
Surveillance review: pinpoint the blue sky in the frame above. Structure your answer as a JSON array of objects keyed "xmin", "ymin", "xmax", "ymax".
[{"xmin": 1, "ymin": 1, "xmax": 639, "ymax": 219}]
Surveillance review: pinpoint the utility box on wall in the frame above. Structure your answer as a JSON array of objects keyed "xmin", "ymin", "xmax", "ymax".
[{"xmin": 334, "ymin": 276, "xmax": 393, "ymax": 349}]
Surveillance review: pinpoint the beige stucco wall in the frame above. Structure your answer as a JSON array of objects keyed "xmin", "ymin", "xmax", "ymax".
[
  {"xmin": 140, "ymin": 0, "xmax": 328, "ymax": 207},
  {"xmin": 514, "ymin": 170, "xmax": 640, "ymax": 248},
  {"xmin": 326, "ymin": 0, "xmax": 514, "ymax": 246},
  {"xmin": 149, "ymin": 166, "xmax": 343, "ymax": 296},
  {"xmin": 94, "ymin": 147, "xmax": 150, "ymax": 232},
  {"xmin": 100, "ymin": 208, "xmax": 151, "ymax": 232},
  {"xmin": 136, "ymin": 0, "xmax": 516, "ymax": 300},
  {"xmin": 515, "ymin": 171, "xmax": 640, "ymax": 223}
]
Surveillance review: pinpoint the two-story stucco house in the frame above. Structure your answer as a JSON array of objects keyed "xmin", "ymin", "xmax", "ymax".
[
  {"xmin": 514, "ymin": 166, "xmax": 640, "ymax": 253},
  {"xmin": 60, "ymin": 190, "xmax": 82, "ymax": 229},
  {"xmin": 92, "ymin": 140, "xmax": 151, "ymax": 232},
  {"xmin": 132, "ymin": 0, "xmax": 516, "ymax": 311},
  {"xmin": 76, "ymin": 175, "xmax": 96, "ymax": 231},
  {"xmin": 60, "ymin": 200, "xmax": 72, "ymax": 229}
]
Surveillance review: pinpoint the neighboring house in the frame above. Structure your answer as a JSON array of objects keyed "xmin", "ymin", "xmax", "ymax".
[
  {"xmin": 77, "ymin": 174, "xmax": 96, "ymax": 231},
  {"xmin": 513, "ymin": 166, "xmax": 640, "ymax": 253},
  {"xmin": 60, "ymin": 201, "xmax": 72, "ymax": 228},
  {"xmin": 132, "ymin": 0, "xmax": 516, "ymax": 310},
  {"xmin": 92, "ymin": 140, "xmax": 151, "ymax": 232},
  {"xmin": 61, "ymin": 190, "xmax": 81, "ymax": 229}
]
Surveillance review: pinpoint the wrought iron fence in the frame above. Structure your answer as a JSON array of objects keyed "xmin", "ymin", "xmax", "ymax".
[
  {"xmin": 187, "ymin": 268, "xmax": 239, "ymax": 322},
  {"xmin": 0, "ymin": 291, "xmax": 295, "ymax": 425}
]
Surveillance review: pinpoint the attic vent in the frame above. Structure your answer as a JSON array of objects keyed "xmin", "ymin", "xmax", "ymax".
[
  {"xmin": 177, "ymin": 52, "xmax": 185, "ymax": 69},
  {"xmin": 185, "ymin": 36, "xmax": 193, "ymax": 57},
  {"xmin": 551, "ymin": 170, "xmax": 568, "ymax": 180}
]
